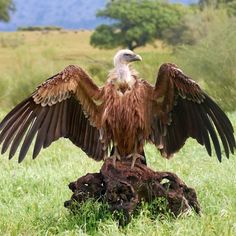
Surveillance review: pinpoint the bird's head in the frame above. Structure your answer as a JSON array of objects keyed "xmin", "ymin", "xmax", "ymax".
[{"xmin": 113, "ymin": 49, "xmax": 142, "ymax": 67}]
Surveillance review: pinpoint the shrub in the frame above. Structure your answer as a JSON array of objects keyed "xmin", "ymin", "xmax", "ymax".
[{"xmin": 175, "ymin": 13, "xmax": 236, "ymax": 111}]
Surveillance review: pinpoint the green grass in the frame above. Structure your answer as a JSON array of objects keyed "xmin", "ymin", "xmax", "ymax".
[
  {"xmin": 0, "ymin": 112, "xmax": 235, "ymax": 236},
  {"xmin": 0, "ymin": 31, "xmax": 235, "ymax": 235}
]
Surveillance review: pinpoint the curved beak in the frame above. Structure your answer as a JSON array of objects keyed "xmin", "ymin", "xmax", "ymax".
[{"xmin": 130, "ymin": 54, "xmax": 142, "ymax": 62}]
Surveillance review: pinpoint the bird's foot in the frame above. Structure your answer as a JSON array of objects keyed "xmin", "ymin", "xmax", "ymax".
[
  {"xmin": 126, "ymin": 153, "xmax": 145, "ymax": 169},
  {"xmin": 105, "ymin": 153, "xmax": 121, "ymax": 167}
]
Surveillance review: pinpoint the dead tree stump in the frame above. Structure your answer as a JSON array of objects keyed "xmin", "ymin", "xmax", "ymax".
[{"xmin": 64, "ymin": 159, "xmax": 200, "ymax": 225}]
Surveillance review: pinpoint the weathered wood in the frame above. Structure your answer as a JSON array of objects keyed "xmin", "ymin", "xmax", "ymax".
[{"xmin": 64, "ymin": 159, "xmax": 200, "ymax": 225}]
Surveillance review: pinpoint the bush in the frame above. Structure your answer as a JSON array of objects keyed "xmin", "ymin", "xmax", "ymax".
[
  {"xmin": 175, "ymin": 12, "xmax": 236, "ymax": 111},
  {"xmin": 163, "ymin": 7, "xmax": 230, "ymax": 46}
]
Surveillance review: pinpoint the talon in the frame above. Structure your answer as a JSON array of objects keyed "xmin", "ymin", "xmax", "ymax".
[
  {"xmin": 112, "ymin": 154, "xmax": 121, "ymax": 167},
  {"xmin": 127, "ymin": 153, "xmax": 145, "ymax": 168},
  {"xmin": 105, "ymin": 146, "xmax": 121, "ymax": 167}
]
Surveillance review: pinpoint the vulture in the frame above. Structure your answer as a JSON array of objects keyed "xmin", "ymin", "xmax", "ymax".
[{"xmin": 0, "ymin": 49, "xmax": 235, "ymax": 167}]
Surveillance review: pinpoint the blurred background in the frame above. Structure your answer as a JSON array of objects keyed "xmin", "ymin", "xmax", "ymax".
[
  {"xmin": 0, "ymin": 0, "xmax": 235, "ymax": 112},
  {"xmin": 0, "ymin": 2, "xmax": 236, "ymax": 235}
]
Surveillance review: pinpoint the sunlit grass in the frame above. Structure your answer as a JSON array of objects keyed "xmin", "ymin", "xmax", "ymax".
[{"xmin": 0, "ymin": 112, "xmax": 235, "ymax": 235}]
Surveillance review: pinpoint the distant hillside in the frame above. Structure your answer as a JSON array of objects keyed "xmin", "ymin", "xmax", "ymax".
[{"xmin": 0, "ymin": 0, "xmax": 197, "ymax": 31}]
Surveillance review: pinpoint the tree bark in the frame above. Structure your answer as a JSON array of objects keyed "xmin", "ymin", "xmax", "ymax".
[{"xmin": 64, "ymin": 159, "xmax": 200, "ymax": 225}]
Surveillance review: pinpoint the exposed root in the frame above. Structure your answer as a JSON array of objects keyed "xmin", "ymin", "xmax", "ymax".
[{"xmin": 65, "ymin": 159, "xmax": 200, "ymax": 225}]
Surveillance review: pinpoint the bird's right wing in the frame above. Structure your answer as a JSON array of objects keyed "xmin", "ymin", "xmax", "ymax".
[{"xmin": 0, "ymin": 65, "xmax": 105, "ymax": 162}]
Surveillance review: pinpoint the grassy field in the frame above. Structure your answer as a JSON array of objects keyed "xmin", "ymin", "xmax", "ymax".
[
  {"xmin": 0, "ymin": 31, "xmax": 172, "ymax": 110},
  {"xmin": 0, "ymin": 31, "xmax": 236, "ymax": 236}
]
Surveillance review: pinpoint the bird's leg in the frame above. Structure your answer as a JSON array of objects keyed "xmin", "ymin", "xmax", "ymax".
[
  {"xmin": 105, "ymin": 145, "xmax": 121, "ymax": 167},
  {"xmin": 127, "ymin": 142, "xmax": 145, "ymax": 168}
]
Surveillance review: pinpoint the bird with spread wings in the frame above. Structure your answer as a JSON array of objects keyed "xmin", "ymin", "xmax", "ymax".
[{"xmin": 0, "ymin": 49, "xmax": 235, "ymax": 167}]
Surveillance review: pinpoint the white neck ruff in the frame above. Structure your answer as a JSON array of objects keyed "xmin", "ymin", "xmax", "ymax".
[{"xmin": 115, "ymin": 64, "xmax": 135, "ymax": 87}]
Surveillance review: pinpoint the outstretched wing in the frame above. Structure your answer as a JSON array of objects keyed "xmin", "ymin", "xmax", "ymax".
[
  {"xmin": 150, "ymin": 63, "xmax": 235, "ymax": 161},
  {"xmin": 0, "ymin": 65, "xmax": 105, "ymax": 162}
]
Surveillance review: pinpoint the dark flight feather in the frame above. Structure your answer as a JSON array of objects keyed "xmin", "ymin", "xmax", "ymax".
[
  {"xmin": 0, "ymin": 65, "xmax": 104, "ymax": 162},
  {"xmin": 152, "ymin": 63, "xmax": 235, "ymax": 161},
  {"xmin": 9, "ymin": 111, "xmax": 35, "ymax": 159}
]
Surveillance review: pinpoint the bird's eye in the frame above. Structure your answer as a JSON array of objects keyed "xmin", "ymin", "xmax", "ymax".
[{"xmin": 124, "ymin": 53, "xmax": 131, "ymax": 57}]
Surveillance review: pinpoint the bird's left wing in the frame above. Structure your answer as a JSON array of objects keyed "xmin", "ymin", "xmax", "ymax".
[{"xmin": 150, "ymin": 63, "xmax": 235, "ymax": 161}]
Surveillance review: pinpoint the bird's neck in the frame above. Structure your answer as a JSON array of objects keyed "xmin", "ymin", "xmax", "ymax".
[{"xmin": 114, "ymin": 64, "xmax": 135, "ymax": 87}]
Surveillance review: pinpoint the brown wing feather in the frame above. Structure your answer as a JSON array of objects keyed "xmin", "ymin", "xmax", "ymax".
[
  {"xmin": 0, "ymin": 65, "xmax": 105, "ymax": 162},
  {"xmin": 33, "ymin": 65, "xmax": 102, "ymax": 126},
  {"xmin": 151, "ymin": 63, "xmax": 235, "ymax": 161}
]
